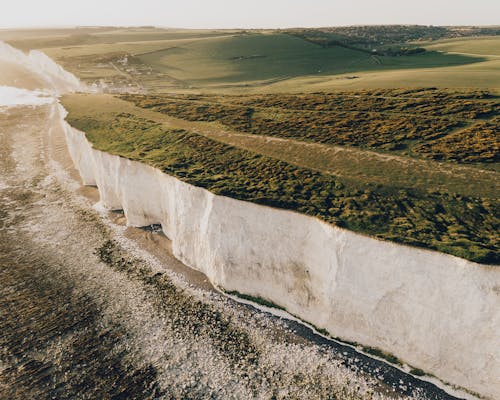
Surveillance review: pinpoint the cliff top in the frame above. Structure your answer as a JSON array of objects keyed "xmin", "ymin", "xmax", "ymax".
[{"xmin": 62, "ymin": 90, "xmax": 499, "ymax": 264}]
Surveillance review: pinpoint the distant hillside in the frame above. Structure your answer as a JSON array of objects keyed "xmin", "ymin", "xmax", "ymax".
[
  {"xmin": 286, "ymin": 25, "xmax": 500, "ymax": 55},
  {"xmin": 2, "ymin": 27, "xmax": 495, "ymax": 92}
]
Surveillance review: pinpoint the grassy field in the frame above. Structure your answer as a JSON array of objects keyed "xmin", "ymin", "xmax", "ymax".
[
  {"xmin": 133, "ymin": 33, "xmax": 479, "ymax": 87},
  {"xmin": 62, "ymin": 93, "xmax": 499, "ymax": 264},
  {"xmin": 3, "ymin": 27, "xmax": 496, "ymax": 92},
  {"xmin": 253, "ymin": 55, "xmax": 500, "ymax": 93},
  {"xmin": 1, "ymin": 27, "xmax": 237, "ymax": 51},
  {"xmin": 422, "ymin": 36, "xmax": 500, "ymax": 56}
]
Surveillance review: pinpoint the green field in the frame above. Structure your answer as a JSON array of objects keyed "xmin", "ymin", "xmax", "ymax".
[
  {"xmin": 422, "ymin": 36, "xmax": 500, "ymax": 56},
  {"xmin": 3, "ymin": 27, "xmax": 498, "ymax": 92},
  {"xmin": 62, "ymin": 93, "xmax": 499, "ymax": 264},
  {"xmin": 134, "ymin": 33, "xmax": 480, "ymax": 87}
]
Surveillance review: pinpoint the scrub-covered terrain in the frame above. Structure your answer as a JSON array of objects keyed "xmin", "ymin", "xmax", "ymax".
[{"xmin": 63, "ymin": 90, "xmax": 500, "ymax": 264}]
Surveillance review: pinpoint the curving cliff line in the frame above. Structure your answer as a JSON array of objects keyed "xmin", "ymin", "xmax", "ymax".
[{"xmin": 59, "ymin": 103, "xmax": 500, "ymax": 399}]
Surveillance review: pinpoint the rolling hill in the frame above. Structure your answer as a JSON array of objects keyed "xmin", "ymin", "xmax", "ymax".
[{"xmin": 2, "ymin": 27, "xmax": 492, "ymax": 92}]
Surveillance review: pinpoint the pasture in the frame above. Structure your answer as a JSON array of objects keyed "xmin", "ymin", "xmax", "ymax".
[{"xmin": 3, "ymin": 27, "xmax": 496, "ymax": 92}]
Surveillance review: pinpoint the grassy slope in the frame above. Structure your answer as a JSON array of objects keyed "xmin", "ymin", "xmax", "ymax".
[
  {"xmin": 257, "ymin": 37, "xmax": 500, "ymax": 93},
  {"xmin": 135, "ymin": 33, "xmax": 479, "ymax": 86},
  {"xmin": 2, "ymin": 28, "xmax": 488, "ymax": 92},
  {"xmin": 62, "ymin": 94, "xmax": 499, "ymax": 264},
  {"xmin": 250, "ymin": 59, "xmax": 500, "ymax": 93},
  {"xmin": 421, "ymin": 36, "xmax": 500, "ymax": 56},
  {"xmin": 175, "ymin": 126, "xmax": 500, "ymax": 199}
]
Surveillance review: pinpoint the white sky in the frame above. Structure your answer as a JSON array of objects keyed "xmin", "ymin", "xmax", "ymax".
[{"xmin": 1, "ymin": 0, "xmax": 499, "ymax": 29}]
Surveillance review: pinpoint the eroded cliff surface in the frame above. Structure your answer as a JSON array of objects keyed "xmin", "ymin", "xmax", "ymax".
[{"xmin": 61, "ymin": 105, "xmax": 500, "ymax": 399}]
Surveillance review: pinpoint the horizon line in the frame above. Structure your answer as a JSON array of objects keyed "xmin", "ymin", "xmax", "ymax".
[{"xmin": 1, "ymin": 23, "xmax": 500, "ymax": 31}]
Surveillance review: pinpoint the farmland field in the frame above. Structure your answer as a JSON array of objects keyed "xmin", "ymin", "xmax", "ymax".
[{"xmin": 422, "ymin": 36, "xmax": 500, "ymax": 56}]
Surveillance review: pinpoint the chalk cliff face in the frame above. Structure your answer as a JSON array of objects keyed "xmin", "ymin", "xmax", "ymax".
[
  {"xmin": 59, "ymin": 104, "xmax": 500, "ymax": 399},
  {"xmin": 0, "ymin": 41, "xmax": 84, "ymax": 94}
]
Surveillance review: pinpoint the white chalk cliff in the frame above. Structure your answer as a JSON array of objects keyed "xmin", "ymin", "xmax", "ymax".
[
  {"xmin": 0, "ymin": 41, "xmax": 84, "ymax": 94},
  {"xmin": 59, "ymin": 104, "xmax": 500, "ymax": 399}
]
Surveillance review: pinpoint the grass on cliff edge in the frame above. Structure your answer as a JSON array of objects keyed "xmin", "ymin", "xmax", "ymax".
[{"xmin": 62, "ymin": 93, "xmax": 499, "ymax": 264}]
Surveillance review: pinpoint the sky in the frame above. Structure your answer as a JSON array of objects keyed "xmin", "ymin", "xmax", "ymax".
[{"xmin": 1, "ymin": 0, "xmax": 499, "ymax": 29}]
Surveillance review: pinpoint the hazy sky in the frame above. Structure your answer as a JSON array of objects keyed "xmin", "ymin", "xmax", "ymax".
[{"xmin": 2, "ymin": 0, "xmax": 499, "ymax": 29}]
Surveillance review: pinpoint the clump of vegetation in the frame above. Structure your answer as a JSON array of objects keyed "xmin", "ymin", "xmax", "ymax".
[
  {"xmin": 409, "ymin": 368, "xmax": 426, "ymax": 377},
  {"xmin": 65, "ymin": 108, "xmax": 499, "ymax": 265},
  {"xmin": 414, "ymin": 118, "xmax": 500, "ymax": 163},
  {"xmin": 225, "ymin": 291, "xmax": 286, "ymax": 311},
  {"xmin": 361, "ymin": 346, "xmax": 402, "ymax": 366}
]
